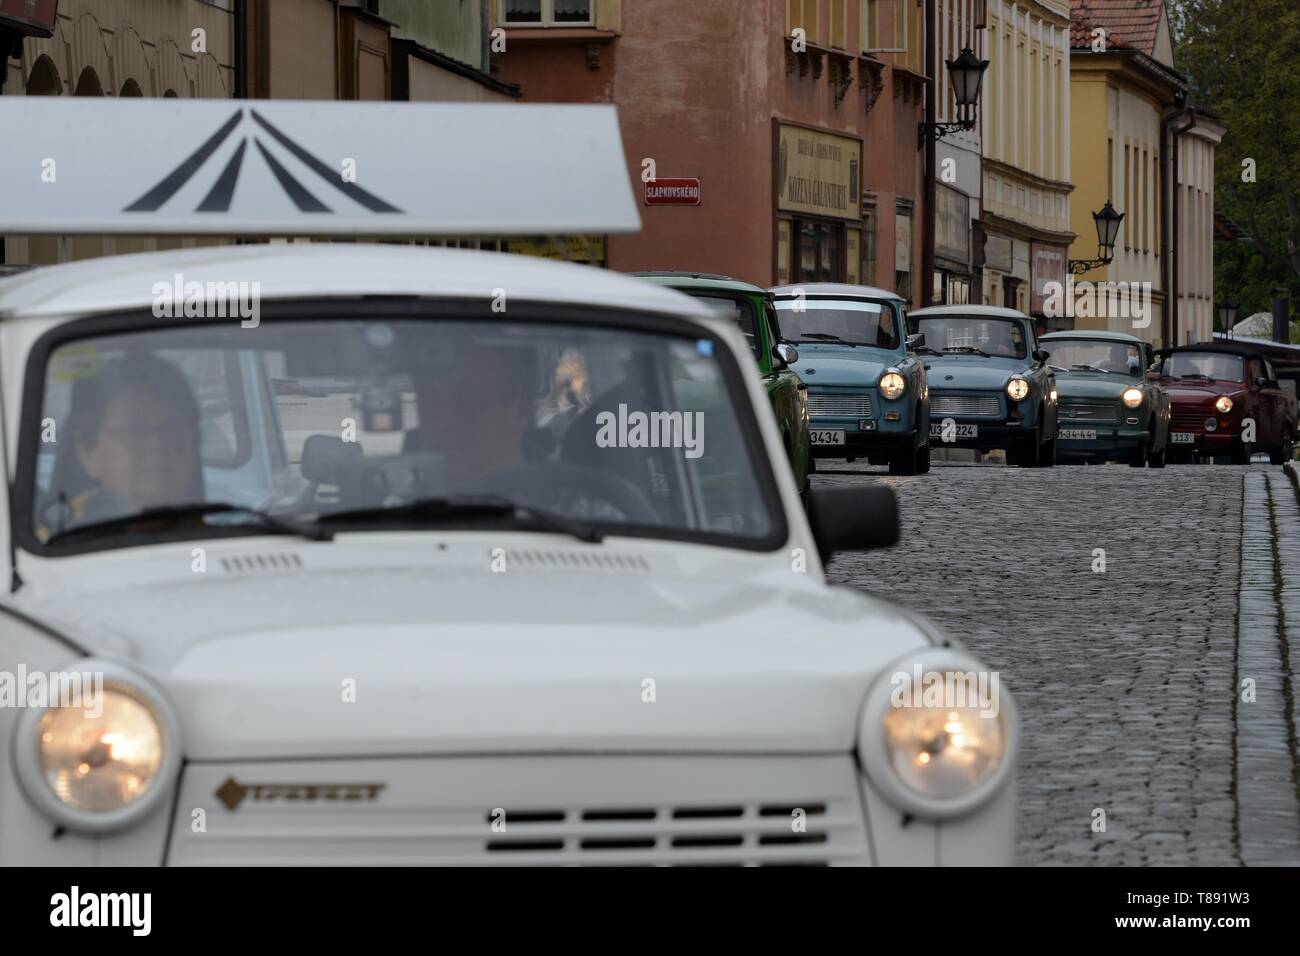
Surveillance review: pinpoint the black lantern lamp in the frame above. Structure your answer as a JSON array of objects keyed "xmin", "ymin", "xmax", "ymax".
[
  {"xmin": 1069, "ymin": 201, "xmax": 1126, "ymax": 275},
  {"xmin": 919, "ymin": 47, "xmax": 990, "ymax": 147}
]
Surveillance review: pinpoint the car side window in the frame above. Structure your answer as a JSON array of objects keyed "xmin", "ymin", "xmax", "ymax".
[
  {"xmin": 695, "ymin": 295, "xmax": 759, "ymax": 360},
  {"xmin": 765, "ymin": 302, "xmax": 783, "ymax": 350},
  {"xmin": 1263, "ymin": 358, "xmax": 1277, "ymax": 383}
]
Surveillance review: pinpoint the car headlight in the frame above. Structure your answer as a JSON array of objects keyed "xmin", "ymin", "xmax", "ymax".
[
  {"xmin": 1006, "ymin": 377, "xmax": 1029, "ymax": 402},
  {"xmin": 858, "ymin": 648, "xmax": 1017, "ymax": 819},
  {"xmin": 878, "ymin": 370, "xmax": 907, "ymax": 401},
  {"xmin": 14, "ymin": 660, "xmax": 181, "ymax": 833},
  {"xmin": 1122, "ymin": 387, "xmax": 1144, "ymax": 408},
  {"xmin": 1215, "ymin": 395, "xmax": 1233, "ymax": 414}
]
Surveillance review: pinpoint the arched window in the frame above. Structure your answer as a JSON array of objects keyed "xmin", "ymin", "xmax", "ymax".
[
  {"xmin": 163, "ymin": 89, "xmax": 178, "ymax": 98},
  {"xmin": 74, "ymin": 66, "xmax": 104, "ymax": 96},
  {"xmin": 26, "ymin": 54, "xmax": 62, "ymax": 95},
  {"xmin": 120, "ymin": 78, "xmax": 143, "ymax": 97}
]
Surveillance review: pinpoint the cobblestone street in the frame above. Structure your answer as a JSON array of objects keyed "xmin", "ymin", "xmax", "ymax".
[{"xmin": 819, "ymin": 460, "xmax": 1300, "ymax": 866}]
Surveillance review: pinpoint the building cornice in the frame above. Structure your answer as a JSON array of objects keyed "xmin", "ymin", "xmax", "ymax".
[
  {"xmin": 984, "ymin": 158, "xmax": 1075, "ymax": 195},
  {"xmin": 982, "ymin": 210, "xmax": 1077, "ymax": 247}
]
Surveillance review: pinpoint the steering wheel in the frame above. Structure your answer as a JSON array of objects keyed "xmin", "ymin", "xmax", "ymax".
[{"xmin": 478, "ymin": 460, "xmax": 661, "ymax": 526}]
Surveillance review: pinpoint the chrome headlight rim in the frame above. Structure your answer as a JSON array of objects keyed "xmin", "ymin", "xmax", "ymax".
[
  {"xmin": 1122, "ymin": 387, "xmax": 1145, "ymax": 409},
  {"xmin": 878, "ymin": 369, "xmax": 907, "ymax": 401},
  {"xmin": 858, "ymin": 647, "xmax": 1018, "ymax": 820},
  {"xmin": 1215, "ymin": 395, "xmax": 1234, "ymax": 414},
  {"xmin": 1005, "ymin": 377, "xmax": 1030, "ymax": 402},
  {"xmin": 12, "ymin": 658, "xmax": 181, "ymax": 834}
]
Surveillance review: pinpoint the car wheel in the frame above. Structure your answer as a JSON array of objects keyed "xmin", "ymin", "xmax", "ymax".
[
  {"xmin": 1230, "ymin": 441, "xmax": 1251, "ymax": 465},
  {"xmin": 1017, "ymin": 418, "xmax": 1043, "ymax": 468},
  {"xmin": 1040, "ymin": 435, "xmax": 1056, "ymax": 468},
  {"xmin": 888, "ymin": 440, "xmax": 921, "ymax": 475},
  {"xmin": 1128, "ymin": 444, "xmax": 1146, "ymax": 468},
  {"xmin": 1147, "ymin": 444, "xmax": 1166, "ymax": 469},
  {"xmin": 1270, "ymin": 428, "xmax": 1295, "ymax": 465},
  {"xmin": 915, "ymin": 441, "xmax": 931, "ymax": 474}
]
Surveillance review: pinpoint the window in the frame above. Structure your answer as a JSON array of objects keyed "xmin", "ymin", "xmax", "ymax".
[
  {"xmin": 831, "ymin": 0, "xmax": 848, "ymax": 49},
  {"xmin": 696, "ymin": 296, "xmax": 760, "ymax": 359},
  {"xmin": 862, "ymin": 0, "xmax": 907, "ymax": 53},
  {"xmin": 502, "ymin": 0, "xmax": 593, "ymax": 27},
  {"xmin": 786, "ymin": 0, "xmax": 819, "ymax": 41},
  {"xmin": 862, "ymin": 204, "xmax": 878, "ymax": 287}
]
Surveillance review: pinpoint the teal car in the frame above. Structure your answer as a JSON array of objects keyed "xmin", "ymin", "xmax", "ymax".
[
  {"xmin": 633, "ymin": 272, "xmax": 811, "ymax": 495},
  {"xmin": 908, "ymin": 305, "xmax": 1058, "ymax": 467},
  {"xmin": 769, "ymin": 283, "xmax": 930, "ymax": 475},
  {"xmin": 1040, "ymin": 330, "xmax": 1170, "ymax": 467}
]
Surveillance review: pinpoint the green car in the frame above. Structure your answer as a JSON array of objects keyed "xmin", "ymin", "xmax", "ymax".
[
  {"xmin": 632, "ymin": 272, "xmax": 812, "ymax": 496},
  {"xmin": 1039, "ymin": 330, "xmax": 1171, "ymax": 467}
]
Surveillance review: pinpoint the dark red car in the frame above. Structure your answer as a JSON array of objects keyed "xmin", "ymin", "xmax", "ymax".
[{"xmin": 1158, "ymin": 345, "xmax": 1297, "ymax": 464}]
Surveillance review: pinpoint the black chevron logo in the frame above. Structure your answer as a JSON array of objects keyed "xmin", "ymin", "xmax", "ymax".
[{"xmin": 125, "ymin": 108, "xmax": 403, "ymax": 215}]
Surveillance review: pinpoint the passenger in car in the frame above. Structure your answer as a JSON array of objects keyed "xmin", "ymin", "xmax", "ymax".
[{"xmin": 39, "ymin": 354, "xmax": 204, "ymax": 538}]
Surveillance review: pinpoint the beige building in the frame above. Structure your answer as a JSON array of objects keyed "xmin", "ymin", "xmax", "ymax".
[
  {"xmin": 979, "ymin": 0, "xmax": 1075, "ymax": 325},
  {"xmin": 1068, "ymin": 0, "xmax": 1220, "ymax": 347}
]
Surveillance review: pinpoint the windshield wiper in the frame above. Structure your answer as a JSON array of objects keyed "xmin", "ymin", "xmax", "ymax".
[
  {"xmin": 917, "ymin": 345, "xmax": 944, "ymax": 355},
  {"xmin": 1070, "ymin": 363, "xmax": 1122, "ymax": 375},
  {"xmin": 943, "ymin": 346, "xmax": 992, "ymax": 358},
  {"xmin": 45, "ymin": 502, "xmax": 332, "ymax": 546},
  {"xmin": 797, "ymin": 332, "xmax": 860, "ymax": 347},
  {"xmin": 1177, "ymin": 373, "xmax": 1211, "ymax": 380},
  {"xmin": 317, "ymin": 495, "xmax": 605, "ymax": 544}
]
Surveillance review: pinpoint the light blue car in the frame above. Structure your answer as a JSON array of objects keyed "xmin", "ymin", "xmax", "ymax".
[{"xmin": 770, "ymin": 283, "xmax": 930, "ymax": 475}]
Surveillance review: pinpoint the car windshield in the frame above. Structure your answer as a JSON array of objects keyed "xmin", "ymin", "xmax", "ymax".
[
  {"xmin": 694, "ymin": 295, "xmax": 760, "ymax": 359},
  {"xmin": 1043, "ymin": 339, "xmax": 1143, "ymax": 377},
  {"xmin": 27, "ymin": 314, "xmax": 780, "ymax": 551},
  {"xmin": 773, "ymin": 298, "xmax": 900, "ymax": 349},
  {"xmin": 1161, "ymin": 352, "xmax": 1245, "ymax": 382},
  {"xmin": 911, "ymin": 316, "xmax": 1027, "ymax": 359}
]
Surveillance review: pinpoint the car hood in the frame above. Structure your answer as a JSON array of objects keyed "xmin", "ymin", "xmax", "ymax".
[
  {"xmin": 1164, "ymin": 380, "xmax": 1244, "ymax": 404},
  {"xmin": 925, "ymin": 356, "xmax": 1031, "ymax": 390},
  {"xmin": 22, "ymin": 565, "xmax": 935, "ymax": 759},
  {"xmin": 1054, "ymin": 373, "xmax": 1138, "ymax": 400},
  {"xmin": 792, "ymin": 344, "xmax": 898, "ymax": 386}
]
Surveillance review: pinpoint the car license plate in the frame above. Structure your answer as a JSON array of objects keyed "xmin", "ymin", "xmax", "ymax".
[
  {"xmin": 1171, "ymin": 432, "xmax": 1195, "ymax": 444},
  {"xmin": 1059, "ymin": 428, "xmax": 1097, "ymax": 440},
  {"xmin": 929, "ymin": 423, "xmax": 978, "ymax": 439},
  {"xmin": 811, "ymin": 430, "xmax": 845, "ymax": 445}
]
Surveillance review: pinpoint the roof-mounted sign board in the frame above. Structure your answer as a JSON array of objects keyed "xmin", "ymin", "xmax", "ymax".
[
  {"xmin": 0, "ymin": 99, "xmax": 641, "ymax": 236},
  {"xmin": 0, "ymin": 0, "xmax": 59, "ymax": 37}
]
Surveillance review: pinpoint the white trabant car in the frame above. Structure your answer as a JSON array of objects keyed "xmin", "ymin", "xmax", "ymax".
[{"xmin": 0, "ymin": 100, "xmax": 1015, "ymax": 866}]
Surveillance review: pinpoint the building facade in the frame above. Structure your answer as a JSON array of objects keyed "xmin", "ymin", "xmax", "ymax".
[
  {"xmin": 1068, "ymin": 0, "xmax": 1219, "ymax": 348},
  {"xmin": 490, "ymin": 0, "xmax": 929, "ymax": 304},
  {"xmin": 979, "ymin": 0, "xmax": 1073, "ymax": 328},
  {"xmin": 1, "ymin": 0, "xmax": 236, "ymax": 266}
]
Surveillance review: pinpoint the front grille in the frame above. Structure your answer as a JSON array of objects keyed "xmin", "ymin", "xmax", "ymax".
[
  {"xmin": 930, "ymin": 393, "xmax": 1001, "ymax": 417},
  {"xmin": 168, "ymin": 755, "xmax": 870, "ymax": 866},
  {"xmin": 807, "ymin": 393, "xmax": 873, "ymax": 418},
  {"xmin": 1059, "ymin": 404, "xmax": 1118, "ymax": 424},
  {"xmin": 1172, "ymin": 409, "xmax": 1212, "ymax": 430}
]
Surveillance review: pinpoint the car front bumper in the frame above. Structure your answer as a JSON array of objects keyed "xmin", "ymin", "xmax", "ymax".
[{"xmin": 1056, "ymin": 427, "xmax": 1151, "ymax": 459}]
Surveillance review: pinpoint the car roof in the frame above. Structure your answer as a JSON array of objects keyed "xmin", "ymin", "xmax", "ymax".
[
  {"xmin": 768, "ymin": 282, "xmax": 901, "ymax": 301},
  {"xmin": 1159, "ymin": 343, "xmax": 1266, "ymax": 359},
  {"xmin": 909, "ymin": 304, "xmax": 1030, "ymax": 320},
  {"xmin": 632, "ymin": 272, "xmax": 767, "ymax": 295},
  {"xmin": 0, "ymin": 244, "xmax": 715, "ymax": 320},
  {"xmin": 1040, "ymin": 329, "xmax": 1147, "ymax": 344}
]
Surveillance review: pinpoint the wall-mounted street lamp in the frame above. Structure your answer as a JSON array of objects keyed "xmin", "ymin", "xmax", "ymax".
[
  {"xmin": 1215, "ymin": 299, "xmax": 1239, "ymax": 334},
  {"xmin": 918, "ymin": 47, "xmax": 990, "ymax": 148},
  {"xmin": 1068, "ymin": 201, "xmax": 1125, "ymax": 275}
]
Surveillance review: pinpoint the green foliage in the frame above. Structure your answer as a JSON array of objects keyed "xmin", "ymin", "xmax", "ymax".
[{"xmin": 1173, "ymin": 0, "xmax": 1300, "ymax": 324}]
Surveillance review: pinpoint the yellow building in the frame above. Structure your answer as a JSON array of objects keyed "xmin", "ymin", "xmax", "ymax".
[{"xmin": 1067, "ymin": 0, "xmax": 1221, "ymax": 347}]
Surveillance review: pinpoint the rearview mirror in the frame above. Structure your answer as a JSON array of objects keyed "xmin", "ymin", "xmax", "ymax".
[
  {"xmin": 1146, "ymin": 369, "xmax": 1162, "ymax": 382},
  {"xmin": 807, "ymin": 485, "xmax": 900, "ymax": 565},
  {"xmin": 906, "ymin": 332, "xmax": 926, "ymax": 351},
  {"xmin": 1033, "ymin": 348, "xmax": 1050, "ymax": 364},
  {"xmin": 774, "ymin": 343, "xmax": 799, "ymax": 368}
]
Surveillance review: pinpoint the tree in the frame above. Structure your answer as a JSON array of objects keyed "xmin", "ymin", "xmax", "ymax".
[{"xmin": 1173, "ymin": 0, "xmax": 1300, "ymax": 328}]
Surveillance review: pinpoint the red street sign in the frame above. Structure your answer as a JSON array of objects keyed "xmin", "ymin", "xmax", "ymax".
[
  {"xmin": 645, "ymin": 178, "xmax": 701, "ymax": 206},
  {"xmin": 0, "ymin": 0, "xmax": 59, "ymax": 37}
]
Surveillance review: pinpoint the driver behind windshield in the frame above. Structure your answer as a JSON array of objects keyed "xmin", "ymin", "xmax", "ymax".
[
  {"xmin": 40, "ymin": 354, "xmax": 203, "ymax": 540},
  {"xmin": 405, "ymin": 337, "xmax": 544, "ymax": 487}
]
